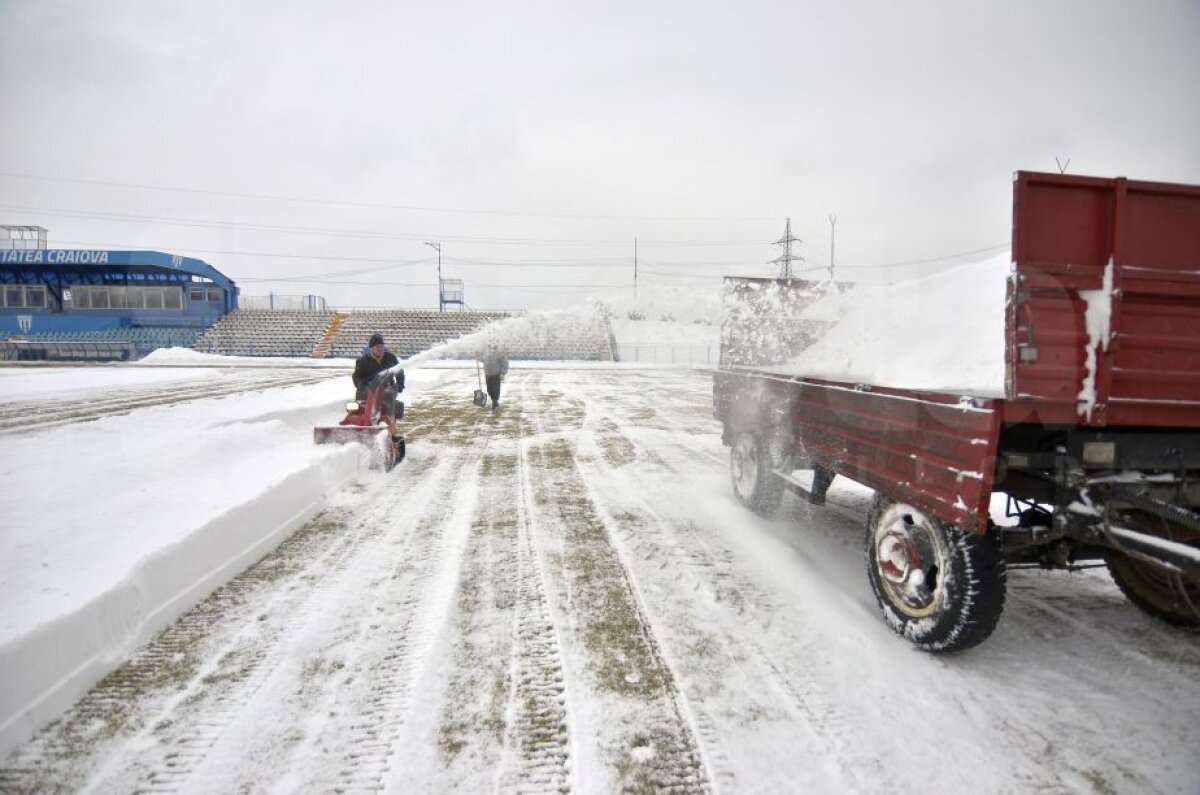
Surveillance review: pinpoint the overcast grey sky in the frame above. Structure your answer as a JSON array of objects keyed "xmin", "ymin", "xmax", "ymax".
[{"xmin": 2, "ymin": 0, "xmax": 1198, "ymax": 310}]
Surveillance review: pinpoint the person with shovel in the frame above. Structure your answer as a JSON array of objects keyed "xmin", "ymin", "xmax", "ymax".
[{"xmin": 480, "ymin": 341, "xmax": 509, "ymax": 410}]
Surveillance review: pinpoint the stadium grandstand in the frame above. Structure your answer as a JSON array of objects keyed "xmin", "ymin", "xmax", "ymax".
[
  {"xmin": 0, "ymin": 226, "xmax": 236, "ymax": 362},
  {"xmin": 195, "ymin": 307, "xmax": 615, "ymax": 361}
]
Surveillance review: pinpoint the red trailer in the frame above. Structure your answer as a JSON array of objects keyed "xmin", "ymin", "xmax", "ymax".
[{"xmin": 714, "ymin": 171, "xmax": 1200, "ymax": 652}]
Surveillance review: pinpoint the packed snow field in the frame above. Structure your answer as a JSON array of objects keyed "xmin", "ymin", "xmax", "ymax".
[{"xmin": 1, "ymin": 358, "xmax": 1198, "ymax": 793}]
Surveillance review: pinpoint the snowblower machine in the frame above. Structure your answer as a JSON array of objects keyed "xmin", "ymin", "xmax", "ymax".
[{"xmin": 314, "ymin": 371, "xmax": 406, "ymax": 471}]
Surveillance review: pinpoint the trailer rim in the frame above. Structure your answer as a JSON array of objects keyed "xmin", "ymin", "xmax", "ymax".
[
  {"xmin": 730, "ymin": 435, "xmax": 759, "ymax": 500},
  {"xmin": 866, "ymin": 495, "xmax": 1007, "ymax": 652},
  {"xmin": 730, "ymin": 433, "xmax": 785, "ymax": 516},
  {"xmin": 871, "ymin": 504, "xmax": 948, "ymax": 618}
]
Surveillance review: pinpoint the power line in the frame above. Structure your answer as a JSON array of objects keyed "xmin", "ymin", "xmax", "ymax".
[
  {"xmin": 0, "ymin": 171, "xmax": 779, "ymax": 224},
  {"xmin": 0, "ymin": 204, "xmax": 769, "ymax": 248},
  {"xmin": 838, "ymin": 243, "xmax": 1008, "ymax": 270},
  {"xmin": 444, "ymin": 256, "xmax": 631, "ymax": 268},
  {"xmin": 48, "ymin": 237, "xmax": 761, "ymax": 273},
  {"xmin": 52, "ymin": 239, "xmax": 434, "ymax": 267}
]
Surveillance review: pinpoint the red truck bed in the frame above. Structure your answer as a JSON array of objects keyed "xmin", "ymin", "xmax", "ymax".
[{"xmin": 1006, "ymin": 172, "xmax": 1200, "ymax": 428}]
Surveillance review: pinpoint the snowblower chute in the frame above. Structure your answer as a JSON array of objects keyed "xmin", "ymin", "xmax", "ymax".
[{"xmin": 314, "ymin": 372, "xmax": 406, "ymax": 471}]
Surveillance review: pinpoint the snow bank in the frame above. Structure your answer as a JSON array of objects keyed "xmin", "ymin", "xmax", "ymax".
[
  {"xmin": 0, "ymin": 365, "xmax": 214, "ymax": 401},
  {"xmin": 0, "ymin": 369, "xmax": 415, "ymax": 757},
  {"xmin": 136, "ymin": 346, "xmax": 346, "ymax": 368},
  {"xmin": 766, "ymin": 254, "xmax": 1012, "ymax": 394}
]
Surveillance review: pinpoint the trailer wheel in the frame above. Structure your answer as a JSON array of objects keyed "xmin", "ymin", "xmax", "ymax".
[
  {"xmin": 865, "ymin": 495, "xmax": 1006, "ymax": 652},
  {"xmin": 730, "ymin": 433, "xmax": 784, "ymax": 516},
  {"xmin": 1106, "ymin": 554, "xmax": 1200, "ymax": 629}
]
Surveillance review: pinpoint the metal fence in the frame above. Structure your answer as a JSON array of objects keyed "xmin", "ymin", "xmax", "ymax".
[
  {"xmin": 614, "ymin": 342, "xmax": 717, "ymax": 366},
  {"xmin": 239, "ymin": 294, "xmax": 329, "ymax": 311}
]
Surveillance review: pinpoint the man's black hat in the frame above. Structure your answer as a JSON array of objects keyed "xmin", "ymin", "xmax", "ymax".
[{"xmin": 369, "ymin": 333, "xmax": 385, "ymax": 347}]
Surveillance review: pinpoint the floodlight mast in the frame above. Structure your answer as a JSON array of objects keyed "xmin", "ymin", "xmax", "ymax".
[{"xmin": 424, "ymin": 242, "xmax": 443, "ymax": 312}]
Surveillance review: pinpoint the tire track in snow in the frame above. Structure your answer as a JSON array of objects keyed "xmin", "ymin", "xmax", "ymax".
[
  {"xmin": 522, "ymin": 377, "xmax": 711, "ymax": 793},
  {"xmin": 0, "ymin": 504, "xmax": 376, "ymax": 793},
  {"xmin": 500, "ymin": 433, "xmax": 572, "ymax": 792},
  {"xmin": 121, "ymin": 449, "xmax": 463, "ymax": 795},
  {"xmin": 575, "ymin": 381, "xmax": 870, "ymax": 791},
  {"xmin": 324, "ymin": 447, "xmax": 483, "ymax": 793},
  {"xmin": 401, "ymin": 370, "xmax": 571, "ymax": 793},
  {"xmin": 188, "ymin": 393, "xmax": 495, "ymax": 793}
]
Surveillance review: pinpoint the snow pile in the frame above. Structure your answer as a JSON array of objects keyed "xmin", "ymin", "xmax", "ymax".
[
  {"xmin": 0, "ymin": 365, "xmax": 453, "ymax": 757},
  {"xmin": 0, "ymin": 365, "xmax": 214, "ymax": 401},
  {"xmin": 768, "ymin": 254, "xmax": 1012, "ymax": 394}
]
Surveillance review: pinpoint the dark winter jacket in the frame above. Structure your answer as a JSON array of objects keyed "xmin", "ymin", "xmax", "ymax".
[{"xmin": 353, "ymin": 350, "xmax": 403, "ymax": 393}]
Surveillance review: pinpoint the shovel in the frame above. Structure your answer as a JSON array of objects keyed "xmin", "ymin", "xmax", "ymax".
[{"xmin": 473, "ymin": 360, "xmax": 487, "ymax": 407}]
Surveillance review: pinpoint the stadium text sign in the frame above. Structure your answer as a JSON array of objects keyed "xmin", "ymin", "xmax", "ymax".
[{"xmin": 0, "ymin": 250, "xmax": 111, "ymax": 265}]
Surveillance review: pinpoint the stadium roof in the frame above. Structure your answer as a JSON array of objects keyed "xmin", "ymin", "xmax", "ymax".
[{"xmin": 0, "ymin": 249, "xmax": 235, "ymax": 293}]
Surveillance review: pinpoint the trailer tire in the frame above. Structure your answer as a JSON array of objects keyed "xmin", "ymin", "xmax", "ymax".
[
  {"xmin": 865, "ymin": 495, "xmax": 1006, "ymax": 652},
  {"xmin": 730, "ymin": 432, "xmax": 785, "ymax": 517},
  {"xmin": 1106, "ymin": 553, "xmax": 1200, "ymax": 629}
]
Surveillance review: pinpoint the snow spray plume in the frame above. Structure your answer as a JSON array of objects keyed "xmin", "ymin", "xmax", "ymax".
[{"xmin": 380, "ymin": 308, "xmax": 600, "ymax": 376}]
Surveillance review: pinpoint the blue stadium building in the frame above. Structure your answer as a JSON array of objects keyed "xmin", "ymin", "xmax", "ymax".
[{"xmin": 0, "ymin": 245, "xmax": 237, "ymax": 360}]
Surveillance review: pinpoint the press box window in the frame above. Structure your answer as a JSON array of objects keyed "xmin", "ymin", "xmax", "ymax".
[{"xmin": 190, "ymin": 286, "xmax": 223, "ymax": 302}]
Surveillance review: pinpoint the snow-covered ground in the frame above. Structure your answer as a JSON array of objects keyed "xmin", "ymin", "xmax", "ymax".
[{"xmin": 1, "ymin": 356, "xmax": 1197, "ymax": 793}]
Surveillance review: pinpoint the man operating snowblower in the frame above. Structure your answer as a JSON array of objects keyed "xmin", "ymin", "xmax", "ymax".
[
  {"xmin": 313, "ymin": 331, "xmax": 406, "ymax": 471},
  {"xmin": 353, "ymin": 333, "xmax": 405, "ymax": 422}
]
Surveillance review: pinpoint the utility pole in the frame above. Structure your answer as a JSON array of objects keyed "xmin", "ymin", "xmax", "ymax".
[
  {"xmin": 770, "ymin": 218, "xmax": 803, "ymax": 279},
  {"xmin": 828, "ymin": 214, "xmax": 837, "ymax": 281},
  {"xmin": 424, "ymin": 241, "xmax": 442, "ymax": 312},
  {"xmin": 634, "ymin": 237, "xmax": 638, "ymax": 299}
]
